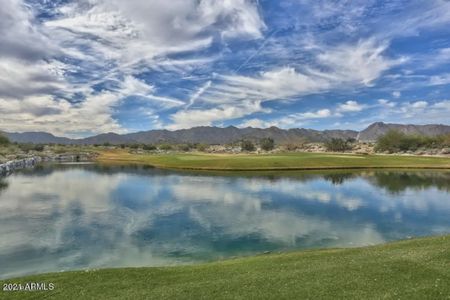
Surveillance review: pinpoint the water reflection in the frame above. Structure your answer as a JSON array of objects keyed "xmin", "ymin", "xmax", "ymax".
[
  {"xmin": 0, "ymin": 165, "xmax": 449, "ymax": 279},
  {"xmin": 0, "ymin": 178, "xmax": 7, "ymax": 194}
]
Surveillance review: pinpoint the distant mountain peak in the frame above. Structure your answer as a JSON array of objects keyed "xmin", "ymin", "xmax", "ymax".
[
  {"xmin": 3, "ymin": 122, "xmax": 449, "ymax": 145},
  {"xmin": 358, "ymin": 122, "xmax": 450, "ymax": 141}
]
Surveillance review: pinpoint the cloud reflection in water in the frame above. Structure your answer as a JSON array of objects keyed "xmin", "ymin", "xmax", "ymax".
[{"xmin": 0, "ymin": 166, "xmax": 449, "ymax": 279}]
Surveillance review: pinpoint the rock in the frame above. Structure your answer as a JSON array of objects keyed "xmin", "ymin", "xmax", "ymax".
[
  {"xmin": 0, "ymin": 156, "xmax": 42, "ymax": 176},
  {"xmin": 440, "ymin": 148, "xmax": 450, "ymax": 155}
]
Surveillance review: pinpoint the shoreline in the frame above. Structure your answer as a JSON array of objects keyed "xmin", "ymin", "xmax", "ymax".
[{"xmin": 97, "ymin": 160, "xmax": 450, "ymax": 172}]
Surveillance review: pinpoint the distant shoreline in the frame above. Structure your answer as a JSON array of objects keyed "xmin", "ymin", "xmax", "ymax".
[{"xmin": 95, "ymin": 150, "xmax": 450, "ymax": 171}]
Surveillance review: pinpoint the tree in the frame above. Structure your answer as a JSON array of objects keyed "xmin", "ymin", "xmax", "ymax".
[
  {"xmin": 375, "ymin": 130, "xmax": 408, "ymax": 153},
  {"xmin": 241, "ymin": 140, "xmax": 256, "ymax": 152},
  {"xmin": 324, "ymin": 138, "xmax": 352, "ymax": 152},
  {"xmin": 0, "ymin": 134, "xmax": 10, "ymax": 146},
  {"xmin": 260, "ymin": 137, "xmax": 275, "ymax": 151}
]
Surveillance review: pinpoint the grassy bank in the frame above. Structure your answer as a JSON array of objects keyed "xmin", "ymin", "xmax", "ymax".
[
  {"xmin": 1, "ymin": 235, "xmax": 449, "ymax": 299},
  {"xmin": 96, "ymin": 150, "xmax": 450, "ymax": 171}
]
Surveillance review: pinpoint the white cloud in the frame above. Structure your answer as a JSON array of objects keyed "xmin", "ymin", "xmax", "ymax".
[
  {"xmin": 337, "ymin": 100, "xmax": 366, "ymax": 113},
  {"xmin": 238, "ymin": 118, "xmax": 272, "ymax": 128},
  {"xmin": 377, "ymin": 99, "xmax": 396, "ymax": 108},
  {"xmin": 392, "ymin": 91, "xmax": 401, "ymax": 98},
  {"xmin": 316, "ymin": 39, "xmax": 404, "ymax": 86},
  {"xmin": 429, "ymin": 74, "xmax": 450, "ymax": 86},
  {"xmin": 0, "ymin": 75, "xmax": 178, "ymax": 137},
  {"xmin": 373, "ymin": 99, "xmax": 450, "ymax": 125},
  {"xmin": 0, "ymin": 0, "xmax": 57, "ymax": 61},
  {"xmin": 45, "ymin": 0, "xmax": 265, "ymax": 72},
  {"xmin": 197, "ymin": 39, "xmax": 400, "ymax": 107},
  {"xmin": 0, "ymin": 58, "xmax": 68, "ymax": 100},
  {"xmin": 410, "ymin": 101, "xmax": 428, "ymax": 109},
  {"xmin": 0, "ymin": 0, "xmax": 266, "ymax": 136},
  {"xmin": 296, "ymin": 109, "xmax": 332, "ymax": 119},
  {"xmin": 168, "ymin": 101, "xmax": 268, "ymax": 130}
]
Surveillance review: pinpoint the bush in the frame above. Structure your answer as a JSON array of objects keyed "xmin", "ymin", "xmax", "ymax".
[
  {"xmin": 375, "ymin": 130, "xmax": 450, "ymax": 153},
  {"xmin": 241, "ymin": 140, "xmax": 256, "ymax": 152},
  {"xmin": 159, "ymin": 144, "xmax": 173, "ymax": 151},
  {"xmin": 142, "ymin": 144, "xmax": 156, "ymax": 151},
  {"xmin": 284, "ymin": 143, "xmax": 299, "ymax": 151},
  {"xmin": 0, "ymin": 134, "xmax": 10, "ymax": 145},
  {"xmin": 260, "ymin": 138, "xmax": 275, "ymax": 151},
  {"xmin": 177, "ymin": 144, "xmax": 192, "ymax": 152},
  {"xmin": 324, "ymin": 138, "xmax": 352, "ymax": 152},
  {"xmin": 375, "ymin": 130, "xmax": 442, "ymax": 153},
  {"xmin": 33, "ymin": 144, "xmax": 45, "ymax": 152},
  {"xmin": 17, "ymin": 143, "xmax": 44, "ymax": 152},
  {"xmin": 196, "ymin": 144, "xmax": 208, "ymax": 152}
]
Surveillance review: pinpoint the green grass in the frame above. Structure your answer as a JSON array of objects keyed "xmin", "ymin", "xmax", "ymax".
[
  {"xmin": 2, "ymin": 235, "xmax": 449, "ymax": 299},
  {"xmin": 97, "ymin": 150, "xmax": 450, "ymax": 171}
]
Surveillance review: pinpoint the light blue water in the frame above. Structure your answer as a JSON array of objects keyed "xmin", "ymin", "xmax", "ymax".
[{"xmin": 1, "ymin": 164, "xmax": 449, "ymax": 279}]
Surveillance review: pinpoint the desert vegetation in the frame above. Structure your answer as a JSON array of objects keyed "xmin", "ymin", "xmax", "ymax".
[
  {"xmin": 375, "ymin": 130, "xmax": 450, "ymax": 153},
  {"xmin": 324, "ymin": 138, "xmax": 354, "ymax": 152}
]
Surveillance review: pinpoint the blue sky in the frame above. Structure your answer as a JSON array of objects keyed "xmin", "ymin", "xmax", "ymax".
[{"xmin": 1, "ymin": 0, "xmax": 450, "ymax": 137}]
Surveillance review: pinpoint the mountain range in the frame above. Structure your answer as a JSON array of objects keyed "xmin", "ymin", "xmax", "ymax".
[{"xmin": 2, "ymin": 122, "xmax": 450, "ymax": 145}]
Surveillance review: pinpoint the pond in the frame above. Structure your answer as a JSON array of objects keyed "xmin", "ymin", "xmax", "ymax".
[{"xmin": 1, "ymin": 164, "xmax": 450, "ymax": 279}]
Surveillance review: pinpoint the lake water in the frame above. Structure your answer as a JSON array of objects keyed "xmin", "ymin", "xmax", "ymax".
[{"xmin": 1, "ymin": 164, "xmax": 450, "ymax": 279}]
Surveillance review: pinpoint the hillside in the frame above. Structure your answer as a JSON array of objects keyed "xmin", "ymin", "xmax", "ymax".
[
  {"xmin": 3, "ymin": 122, "xmax": 450, "ymax": 145},
  {"xmin": 357, "ymin": 122, "xmax": 450, "ymax": 141},
  {"xmin": 3, "ymin": 126, "xmax": 358, "ymax": 145}
]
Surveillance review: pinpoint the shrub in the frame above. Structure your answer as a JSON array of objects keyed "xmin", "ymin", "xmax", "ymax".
[
  {"xmin": 33, "ymin": 144, "xmax": 45, "ymax": 152},
  {"xmin": 260, "ymin": 138, "xmax": 275, "ymax": 151},
  {"xmin": 284, "ymin": 143, "xmax": 299, "ymax": 151},
  {"xmin": 0, "ymin": 134, "xmax": 10, "ymax": 145},
  {"xmin": 375, "ymin": 130, "xmax": 450, "ymax": 153},
  {"xmin": 159, "ymin": 144, "xmax": 173, "ymax": 151},
  {"xmin": 374, "ymin": 130, "xmax": 449, "ymax": 153},
  {"xmin": 196, "ymin": 143, "xmax": 208, "ymax": 152},
  {"xmin": 438, "ymin": 134, "xmax": 450, "ymax": 147},
  {"xmin": 177, "ymin": 144, "xmax": 192, "ymax": 152},
  {"xmin": 375, "ymin": 130, "xmax": 405, "ymax": 153},
  {"xmin": 142, "ymin": 144, "xmax": 156, "ymax": 151},
  {"xmin": 241, "ymin": 140, "xmax": 256, "ymax": 152},
  {"xmin": 18, "ymin": 143, "xmax": 44, "ymax": 152},
  {"xmin": 324, "ymin": 138, "xmax": 352, "ymax": 152}
]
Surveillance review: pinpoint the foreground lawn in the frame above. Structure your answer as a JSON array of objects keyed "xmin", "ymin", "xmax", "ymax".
[
  {"xmin": 96, "ymin": 150, "xmax": 450, "ymax": 170},
  {"xmin": 1, "ymin": 235, "xmax": 449, "ymax": 299}
]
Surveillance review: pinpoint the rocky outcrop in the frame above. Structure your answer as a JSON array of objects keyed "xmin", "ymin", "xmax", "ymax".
[
  {"xmin": 0, "ymin": 153, "xmax": 97, "ymax": 176},
  {"xmin": 357, "ymin": 122, "xmax": 450, "ymax": 142},
  {"xmin": 0, "ymin": 157, "xmax": 42, "ymax": 176}
]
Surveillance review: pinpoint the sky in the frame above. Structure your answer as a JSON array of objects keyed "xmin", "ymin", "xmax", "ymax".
[{"xmin": 1, "ymin": 0, "xmax": 450, "ymax": 138}]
